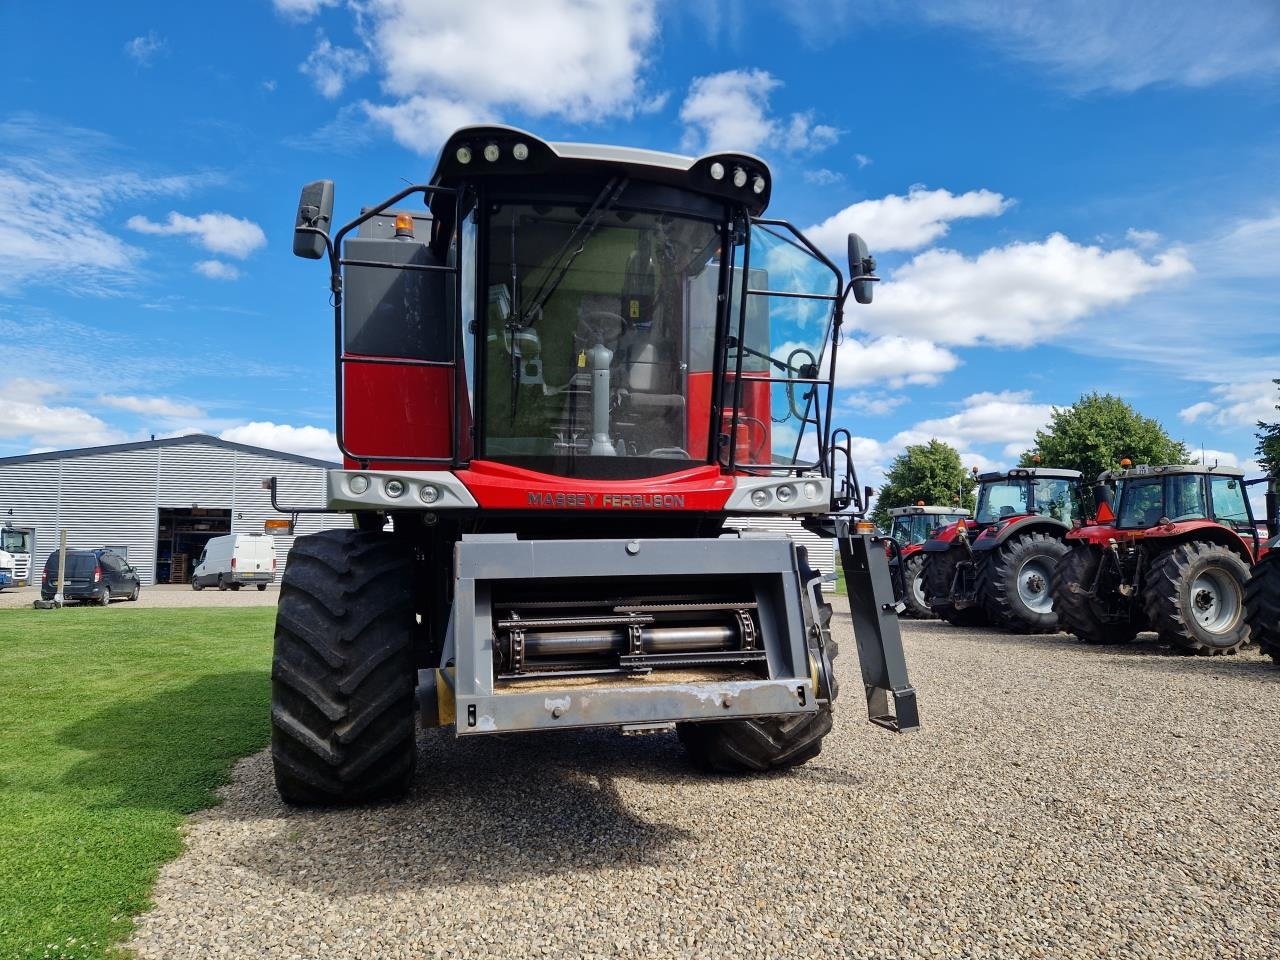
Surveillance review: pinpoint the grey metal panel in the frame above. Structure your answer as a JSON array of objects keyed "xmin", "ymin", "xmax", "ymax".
[
  {"xmin": 0, "ymin": 460, "xmax": 63, "ymax": 584},
  {"xmin": 724, "ymin": 516, "xmax": 836, "ymax": 590},
  {"xmin": 57, "ymin": 447, "xmax": 161, "ymax": 584}
]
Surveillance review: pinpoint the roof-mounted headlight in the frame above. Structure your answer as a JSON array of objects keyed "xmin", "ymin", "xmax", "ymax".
[
  {"xmin": 752, "ymin": 175, "xmax": 766, "ymax": 195},
  {"xmin": 709, "ymin": 161, "xmax": 725, "ymax": 181},
  {"xmin": 732, "ymin": 167, "xmax": 748, "ymax": 188},
  {"xmin": 483, "ymin": 142, "xmax": 500, "ymax": 162},
  {"xmin": 455, "ymin": 145, "xmax": 472, "ymax": 164},
  {"xmin": 512, "ymin": 142, "xmax": 529, "ymax": 161}
]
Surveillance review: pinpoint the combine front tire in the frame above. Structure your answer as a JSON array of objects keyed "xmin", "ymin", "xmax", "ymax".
[
  {"xmin": 980, "ymin": 533, "xmax": 1068, "ymax": 633},
  {"xmin": 1050, "ymin": 545, "xmax": 1139, "ymax": 645},
  {"xmin": 270, "ymin": 529, "xmax": 418, "ymax": 806},
  {"xmin": 1142, "ymin": 542, "xmax": 1251, "ymax": 655},
  {"xmin": 1245, "ymin": 550, "xmax": 1280, "ymax": 664},
  {"xmin": 678, "ymin": 547, "xmax": 835, "ymax": 773},
  {"xmin": 899, "ymin": 553, "xmax": 933, "ymax": 619}
]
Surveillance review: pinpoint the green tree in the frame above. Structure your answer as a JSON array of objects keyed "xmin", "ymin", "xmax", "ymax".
[
  {"xmin": 872, "ymin": 439, "xmax": 976, "ymax": 527},
  {"xmin": 1255, "ymin": 379, "xmax": 1280, "ymax": 477},
  {"xmin": 1020, "ymin": 392, "xmax": 1189, "ymax": 480}
]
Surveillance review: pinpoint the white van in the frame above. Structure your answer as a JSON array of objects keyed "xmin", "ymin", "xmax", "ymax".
[{"xmin": 192, "ymin": 534, "xmax": 276, "ymax": 591}]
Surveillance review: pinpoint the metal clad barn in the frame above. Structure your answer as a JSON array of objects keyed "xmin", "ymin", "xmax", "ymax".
[
  {"xmin": 724, "ymin": 516, "xmax": 837, "ymax": 590},
  {"xmin": 0, "ymin": 435, "xmax": 349, "ymax": 586}
]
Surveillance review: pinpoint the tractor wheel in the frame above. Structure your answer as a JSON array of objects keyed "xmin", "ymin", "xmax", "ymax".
[
  {"xmin": 922, "ymin": 547, "xmax": 989, "ymax": 627},
  {"xmin": 677, "ymin": 547, "xmax": 835, "ymax": 773},
  {"xmin": 1142, "ymin": 542, "xmax": 1251, "ymax": 655},
  {"xmin": 899, "ymin": 553, "xmax": 933, "ymax": 619},
  {"xmin": 1049, "ymin": 544, "xmax": 1139, "ymax": 645},
  {"xmin": 270, "ymin": 529, "xmax": 417, "ymax": 806},
  {"xmin": 1244, "ymin": 550, "xmax": 1280, "ymax": 665},
  {"xmin": 979, "ymin": 533, "xmax": 1069, "ymax": 633}
]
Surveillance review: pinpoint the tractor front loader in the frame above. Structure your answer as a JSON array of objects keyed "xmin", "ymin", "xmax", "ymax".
[
  {"xmin": 1053, "ymin": 464, "xmax": 1267, "ymax": 654},
  {"xmin": 921, "ymin": 468, "xmax": 1086, "ymax": 632},
  {"xmin": 268, "ymin": 127, "xmax": 918, "ymax": 806}
]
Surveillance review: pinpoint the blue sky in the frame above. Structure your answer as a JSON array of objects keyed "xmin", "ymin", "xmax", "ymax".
[{"xmin": 1, "ymin": 0, "xmax": 1277, "ymax": 493}]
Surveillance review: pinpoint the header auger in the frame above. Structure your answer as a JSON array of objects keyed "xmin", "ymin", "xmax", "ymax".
[{"xmin": 271, "ymin": 126, "xmax": 918, "ymax": 805}]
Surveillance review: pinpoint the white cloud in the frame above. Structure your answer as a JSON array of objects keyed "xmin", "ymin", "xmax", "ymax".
[
  {"xmin": 299, "ymin": 34, "xmax": 368, "ymax": 98},
  {"xmin": 834, "ymin": 335, "xmax": 960, "ymax": 387},
  {"xmin": 124, "ymin": 31, "xmax": 166, "ymax": 66},
  {"xmin": 1125, "ymin": 227, "xmax": 1160, "ymax": 248},
  {"xmin": 272, "ymin": 0, "xmax": 338, "ymax": 20},
  {"xmin": 679, "ymin": 69, "xmax": 841, "ymax": 155},
  {"xmin": 854, "ymin": 153, "xmax": 871, "ymax": 169},
  {"xmin": 219, "ymin": 422, "xmax": 341, "ymax": 463},
  {"xmin": 98, "ymin": 394, "xmax": 205, "ymax": 419},
  {"xmin": 0, "ymin": 382, "xmax": 125, "ymax": 448},
  {"xmin": 804, "ymin": 168, "xmax": 844, "ymax": 187},
  {"xmin": 866, "ymin": 233, "xmax": 1194, "ymax": 347},
  {"xmin": 915, "ymin": 0, "xmax": 1280, "ymax": 92},
  {"xmin": 840, "ymin": 391, "xmax": 907, "ymax": 416},
  {"xmin": 0, "ymin": 116, "xmax": 208, "ymax": 293},
  {"xmin": 362, "ymin": 96, "xmax": 496, "ymax": 155},
  {"xmin": 126, "ymin": 212, "xmax": 266, "ymax": 259},
  {"xmin": 807, "ymin": 185, "xmax": 1011, "ymax": 256},
  {"xmin": 898, "ymin": 390, "xmax": 1055, "ymax": 454},
  {"xmin": 194, "ymin": 259, "xmax": 242, "ymax": 281},
  {"xmin": 1180, "ymin": 381, "xmax": 1278, "ymax": 428},
  {"xmin": 352, "ymin": 0, "xmax": 658, "ymax": 154}
]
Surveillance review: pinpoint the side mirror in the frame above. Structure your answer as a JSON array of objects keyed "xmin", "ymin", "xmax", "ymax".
[
  {"xmin": 293, "ymin": 180, "xmax": 335, "ymax": 260},
  {"xmin": 847, "ymin": 232, "xmax": 878, "ymax": 305}
]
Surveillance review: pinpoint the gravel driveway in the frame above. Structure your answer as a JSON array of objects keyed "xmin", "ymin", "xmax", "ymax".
[{"xmin": 129, "ymin": 603, "xmax": 1280, "ymax": 960}]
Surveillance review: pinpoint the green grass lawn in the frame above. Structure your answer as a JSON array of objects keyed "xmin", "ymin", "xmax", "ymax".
[{"xmin": 0, "ymin": 607, "xmax": 275, "ymax": 960}]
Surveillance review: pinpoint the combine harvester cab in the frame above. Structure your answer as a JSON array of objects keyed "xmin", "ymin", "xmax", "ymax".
[
  {"xmin": 269, "ymin": 126, "xmax": 918, "ymax": 805},
  {"xmin": 886, "ymin": 504, "xmax": 969, "ymax": 619},
  {"xmin": 1245, "ymin": 477, "xmax": 1280, "ymax": 665},
  {"xmin": 921, "ymin": 468, "xmax": 1086, "ymax": 632},
  {"xmin": 1055, "ymin": 463, "xmax": 1270, "ymax": 654}
]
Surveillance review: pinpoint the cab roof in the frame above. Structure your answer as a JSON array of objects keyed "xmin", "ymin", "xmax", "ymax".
[
  {"xmin": 888, "ymin": 505, "xmax": 971, "ymax": 516},
  {"xmin": 427, "ymin": 125, "xmax": 775, "ymax": 215},
  {"xmin": 977, "ymin": 467, "xmax": 1081, "ymax": 482},
  {"xmin": 1098, "ymin": 463, "xmax": 1247, "ymax": 482}
]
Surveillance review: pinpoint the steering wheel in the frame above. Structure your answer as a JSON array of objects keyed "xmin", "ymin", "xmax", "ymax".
[{"xmin": 575, "ymin": 310, "xmax": 626, "ymax": 347}]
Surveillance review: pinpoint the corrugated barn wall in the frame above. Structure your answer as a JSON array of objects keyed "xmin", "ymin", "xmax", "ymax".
[
  {"xmin": 724, "ymin": 515, "xmax": 837, "ymax": 591},
  {"xmin": 0, "ymin": 437, "xmax": 350, "ymax": 586}
]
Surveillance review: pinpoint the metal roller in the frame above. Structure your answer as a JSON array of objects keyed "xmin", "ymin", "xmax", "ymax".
[{"xmin": 522, "ymin": 624, "xmax": 736, "ymax": 658}]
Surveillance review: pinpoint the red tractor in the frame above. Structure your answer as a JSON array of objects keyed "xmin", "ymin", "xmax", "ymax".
[
  {"xmin": 1245, "ymin": 478, "xmax": 1280, "ymax": 665},
  {"xmin": 886, "ymin": 505, "xmax": 970, "ymax": 619},
  {"xmin": 268, "ymin": 125, "xmax": 918, "ymax": 805},
  {"xmin": 1053, "ymin": 464, "xmax": 1269, "ymax": 654},
  {"xmin": 921, "ymin": 468, "xmax": 1086, "ymax": 631}
]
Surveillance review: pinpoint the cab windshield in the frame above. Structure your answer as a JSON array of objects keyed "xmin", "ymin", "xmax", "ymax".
[
  {"xmin": 976, "ymin": 477, "xmax": 1080, "ymax": 524},
  {"xmin": 1, "ymin": 529, "xmax": 30, "ymax": 553},
  {"xmin": 891, "ymin": 512, "xmax": 966, "ymax": 545},
  {"xmin": 482, "ymin": 198, "xmax": 720, "ymax": 478},
  {"xmin": 1118, "ymin": 473, "xmax": 1210, "ymax": 529}
]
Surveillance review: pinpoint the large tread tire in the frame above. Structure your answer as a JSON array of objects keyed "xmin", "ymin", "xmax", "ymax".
[
  {"xmin": 1244, "ymin": 549, "xmax": 1280, "ymax": 665},
  {"xmin": 979, "ymin": 532, "xmax": 1069, "ymax": 633},
  {"xmin": 899, "ymin": 552, "xmax": 934, "ymax": 619},
  {"xmin": 1050, "ymin": 545, "xmax": 1140, "ymax": 645},
  {"xmin": 1142, "ymin": 542, "xmax": 1251, "ymax": 656},
  {"xmin": 677, "ymin": 547, "xmax": 835, "ymax": 774},
  {"xmin": 922, "ymin": 547, "xmax": 989, "ymax": 627},
  {"xmin": 270, "ymin": 529, "xmax": 417, "ymax": 806}
]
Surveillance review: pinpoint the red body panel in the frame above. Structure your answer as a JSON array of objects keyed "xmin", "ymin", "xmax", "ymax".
[
  {"xmin": 342, "ymin": 359, "xmax": 452, "ymax": 467},
  {"xmin": 925, "ymin": 518, "xmax": 974, "ymax": 546},
  {"xmin": 725, "ymin": 374, "xmax": 772, "ymax": 465},
  {"xmin": 456, "ymin": 460, "xmax": 736, "ymax": 511},
  {"xmin": 686, "ymin": 371, "xmax": 714, "ymax": 460},
  {"xmin": 1067, "ymin": 518, "xmax": 1265, "ymax": 562}
]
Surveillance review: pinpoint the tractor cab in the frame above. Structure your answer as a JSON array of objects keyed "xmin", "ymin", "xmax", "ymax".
[{"xmin": 888, "ymin": 505, "xmax": 971, "ymax": 549}]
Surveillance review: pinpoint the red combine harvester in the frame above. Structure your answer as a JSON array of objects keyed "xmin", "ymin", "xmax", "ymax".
[
  {"xmin": 921, "ymin": 467, "xmax": 1086, "ymax": 631},
  {"xmin": 886, "ymin": 505, "xmax": 970, "ymax": 619},
  {"xmin": 1245, "ymin": 477, "xmax": 1280, "ymax": 665},
  {"xmin": 268, "ymin": 126, "xmax": 918, "ymax": 805},
  {"xmin": 1055, "ymin": 464, "xmax": 1271, "ymax": 654}
]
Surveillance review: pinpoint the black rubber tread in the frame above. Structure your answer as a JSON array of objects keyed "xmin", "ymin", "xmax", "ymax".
[
  {"xmin": 677, "ymin": 711, "xmax": 833, "ymax": 773},
  {"xmin": 1049, "ymin": 544, "xmax": 1139, "ymax": 645},
  {"xmin": 979, "ymin": 532, "xmax": 1069, "ymax": 633},
  {"xmin": 676, "ymin": 547, "xmax": 836, "ymax": 774},
  {"xmin": 270, "ymin": 528, "xmax": 418, "ymax": 806},
  {"xmin": 899, "ymin": 553, "xmax": 934, "ymax": 619},
  {"xmin": 922, "ymin": 546, "xmax": 989, "ymax": 627},
  {"xmin": 1141, "ymin": 541, "xmax": 1252, "ymax": 656},
  {"xmin": 1244, "ymin": 550, "xmax": 1280, "ymax": 664}
]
